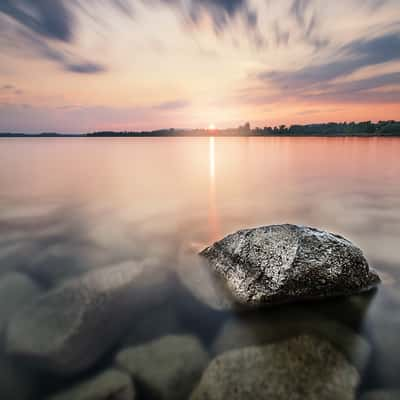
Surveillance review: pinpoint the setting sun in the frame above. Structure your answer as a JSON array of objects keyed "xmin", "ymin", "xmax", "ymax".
[{"xmin": 208, "ymin": 123, "xmax": 216, "ymax": 131}]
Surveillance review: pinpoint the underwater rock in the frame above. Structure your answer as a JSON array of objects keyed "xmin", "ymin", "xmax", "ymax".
[
  {"xmin": 191, "ymin": 335, "xmax": 359, "ymax": 400},
  {"xmin": 46, "ymin": 369, "xmax": 135, "ymax": 400},
  {"xmin": 212, "ymin": 308, "xmax": 371, "ymax": 373},
  {"xmin": 0, "ymin": 272, "xmax": 41, "ymax": 335},
  {"xmin": 200, "ymin": 224, "xmax": 380, "ymax": 306},
  {"xmin": 116, "ymin": 335, "xmax": 209, "ymax": 400},
  {"xmin": 6, "ymin": 260, "xmax": 172, "ymax": 376}
]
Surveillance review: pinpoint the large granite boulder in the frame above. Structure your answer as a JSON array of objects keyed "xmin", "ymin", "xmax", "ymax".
[
  {"xmin": 6, "ymin": 260, "xmax": 172, "ymax": 376},
  {"xmin": 200, "ymin": 224, "xmax": 380, "ymax": 306},
  {"xmin": 46, "ymin": 369, "xmax": 135, "ymax": 400},
  {"xmin": 191, "ymin": 335, "xmax": 359, "ymax": 400},
  {"xmin": 116, "ymin": 335, "xmax": 209, "ymax": 400}
]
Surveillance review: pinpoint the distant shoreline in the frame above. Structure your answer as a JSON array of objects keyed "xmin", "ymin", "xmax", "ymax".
[{"xmin": 1, "ymin": 120, "xmax": 399, "ymax": 138}]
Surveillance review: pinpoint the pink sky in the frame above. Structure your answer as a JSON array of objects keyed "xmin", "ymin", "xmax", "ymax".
[{"xmin": 0, "ymin": 0, "xmax": 399, "ymax": 133}]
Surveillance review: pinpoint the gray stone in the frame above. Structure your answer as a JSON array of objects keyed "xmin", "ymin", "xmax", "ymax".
[
  {"xmin": 0, "ymin": 273, "xmax": 41, "ymax": 335},
  {"xmin": 360, "ymin": 390, "xmax": 400, "ymax": 400},
  {"xmin": 212, "ymin": 308, "xmax": 371, "ymax": 373},
  {"xmin": 46, "ymin": 369, "xmax": 135, "ymax": 400},
  {"xmin": 200, "ymin": 224, "xmax": 380, "ymax": 306},
  {"xmin": 116, "ymin": 335, "xmax": 209, "ymax": 400},
  {"xmin": 191, "ymin": 335, "xmax": 359, "ymax": 400},
  {"xmin": 6, "ymin": 260, "xmax": 172, "ymax": 376}
]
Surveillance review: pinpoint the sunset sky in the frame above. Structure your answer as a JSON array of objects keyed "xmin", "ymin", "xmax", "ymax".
[{"xmin": 0, "ymin": 0, "xmax": 399, "ymax": 133}]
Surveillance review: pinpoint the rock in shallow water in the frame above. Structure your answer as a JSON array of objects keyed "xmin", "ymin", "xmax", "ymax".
[
  {"xmin": 46, "ymin": 369, "xmax": 135, "ymax": 400},
  {"xmin": 5, "ymin": 260, "xmax": 172, "ymax": 376},
  {"xmin": 116, "ymin": 335, "xmax": 209, "ymax": 400},
  {"xmin": 200, "ymin": 224, "xmax": 380, "ymax": 306},
  {"xmin": 191, "ymin": 335, "xmax": 359, "ymax": 400}
]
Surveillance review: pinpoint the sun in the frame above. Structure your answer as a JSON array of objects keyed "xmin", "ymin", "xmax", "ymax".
[{"xmin": 208, "ymin": 123, "xmax": 216, "ymax": 130}]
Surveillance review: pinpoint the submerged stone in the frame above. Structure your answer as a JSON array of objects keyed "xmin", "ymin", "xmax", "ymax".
[
  {"xmin": 46, "ymin": 369, "xmax": 135, "ymax": 400},
  {"xmin": 200, "ymin": 224, "xmax": 380, "ymax": 306},
  {"xmin": 116, "ymin": 335, "xmax": 209, "ymax": 400},
  {"xmin": 6, "ymin": 260, "xmax": 172, "ymax": 376},
  {"xmin": 191, "ymin": 335, "xmax": 359, "ymax": 400}
]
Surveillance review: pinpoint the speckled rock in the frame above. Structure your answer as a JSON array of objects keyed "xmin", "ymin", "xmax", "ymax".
[
  {"xmin": 116, "ymin": 335, "xmax": 209, "ymax": 400},
  {"xmin": 46, "ymin": 369, "xmax": 135, "ymax": 400},
  {"xmin": 0, "ymin": 273, "xmax": 41, "ymax": 334},
  {"xmin": 200, "ymin": 224, "xmax": 380, "ymax": 306},
  {"xmin": 191, "ymin": 335, "xmax": 359, "ymax": 400},
  {"xmin": 359, "ymin": 390, "xmax": 400, "ymax": 400},
  {"xmin": 6, "ymin": 260, "xmax": 172, "ymax": 376}
]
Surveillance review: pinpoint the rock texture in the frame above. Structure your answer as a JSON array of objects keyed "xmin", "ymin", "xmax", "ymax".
[
  {"xmin": 191, "ymin": 335, "xmax": 359, "ymax": 400},
  {"xmin": 116, "ymin": 335, "xmax": 209, "ymax": 400},
  {"xmin": 6, "ymin": 261, "xmax": 172, "ymax": 376},
  {"xmin": 46, "ymin": 369, "xmax": 135, "ymax": 400},
  {"xmin": 200, "ymin": 224, "xmax": 380, "ymax": 306}
]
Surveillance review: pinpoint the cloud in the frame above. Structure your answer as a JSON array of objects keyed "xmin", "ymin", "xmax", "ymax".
[
  {"xmin": 154, "ymin": 99, "xmax": 190, "ymax": 111},
  {"xmin": 0, "ymin": 0, "xmax": 74, "ymax": 42},
  {"xmin": 260, "ymin": 31, "xmax": 400, "ymax": 90}
]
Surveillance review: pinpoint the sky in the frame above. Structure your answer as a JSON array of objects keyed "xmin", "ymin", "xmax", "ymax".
[{"xmin": 0, "ymin": 0, "xmax": 399, "ymax": 133}]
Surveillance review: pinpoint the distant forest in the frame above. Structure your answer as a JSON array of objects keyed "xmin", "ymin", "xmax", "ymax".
[
  {"xmin": 88, "ymin": 120, "xmax": 400, "ymax": 137},
  {"xmin": 1, "ymin": 120, "xmax": 399, "ymax": 137}
]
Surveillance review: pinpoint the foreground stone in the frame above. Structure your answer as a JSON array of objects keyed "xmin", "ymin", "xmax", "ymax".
[
  {"xmin": 0, "ymin": 273, "xmax": 41, "ymax": 334},
  {"xmin": 212, "ymin": 308, "xmax": 371, "ymax": 373},
  {"xmin": 116, "ymin": 335, "xmax": 209, "ymax": 400},
  {"xmin": 191, "ymin": 335, "xmax": 359, "ymax": 400},
  {"xmin": 200, "ymin": 224, "xmax": 380, "ymax": 306},
  {"xmin": 47, "ymin": 369, "xmax": 135, "ymax": 400},
  {"xmin": 6, "ymin": 261, "xmax": 172, "ymax": 376}
]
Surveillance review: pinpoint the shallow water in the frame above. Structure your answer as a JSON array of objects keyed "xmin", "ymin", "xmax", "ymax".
[{"xmin": 0, "ymin": 137, "xmax": 399, "ymax": 399}]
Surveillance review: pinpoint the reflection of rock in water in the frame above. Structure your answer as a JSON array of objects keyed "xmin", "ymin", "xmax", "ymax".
[
  {"xmin": 212, "ymin": 307, "xmax": 371, "ymax": 373},
  {"xmin": 191, "ymin": 335, "xmax": 359, "ymax": 400},
  {"xmin": 200, "ymin": 224, "xmax": 380, "ymax": 306},
  {"xmin": 6, "ymin": 260, "xmax": 174, "ymax": 376},
  {"xmin": 46, "ymin": 369, "xmax": 135, "ymax": 400},
  {"xmin": 116, "ymin": 335, "xmax": 209, "ymax": 400}
]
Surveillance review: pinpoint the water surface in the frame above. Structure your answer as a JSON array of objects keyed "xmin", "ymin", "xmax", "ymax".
[{"xmin": 0, "ymin": 137, "xmax": 399, "ymax": 399}]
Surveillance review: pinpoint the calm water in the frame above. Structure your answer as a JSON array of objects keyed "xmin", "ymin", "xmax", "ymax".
[{"xmin": 0, "ymin": 137, "xmax": 399, "ymax": 399}]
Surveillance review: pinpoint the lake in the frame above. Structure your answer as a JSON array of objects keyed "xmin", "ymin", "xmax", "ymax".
[{"xmin": 0, "ymin": 137, "xmax": 399, "ymax": 399}]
